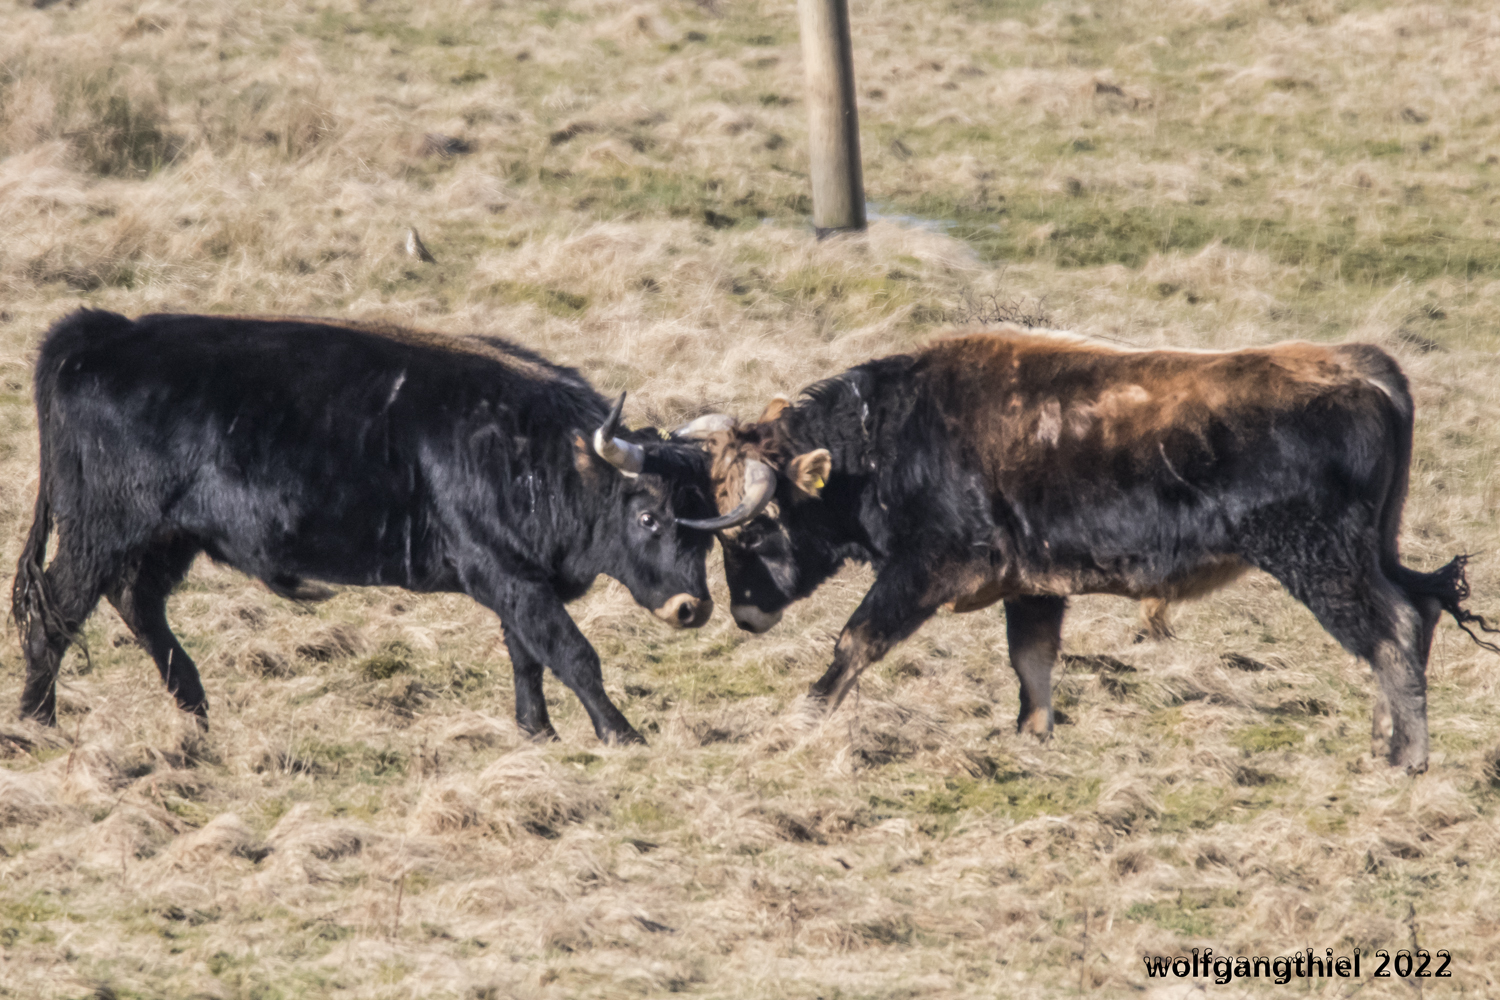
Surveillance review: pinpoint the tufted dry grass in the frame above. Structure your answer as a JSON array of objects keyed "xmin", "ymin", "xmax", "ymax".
[{"xmin": 3, "ymin": 0, "xmax": 1500, "ymax": 997}]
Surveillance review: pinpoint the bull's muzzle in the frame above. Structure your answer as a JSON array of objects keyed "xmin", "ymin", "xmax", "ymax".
[
  {"xmin": 654, "ymin": 594, "xmax": 713, "ymax": 629},
  {"xmin": 731, "ymin": 603, "xmax": 783, "ymax": 633}
]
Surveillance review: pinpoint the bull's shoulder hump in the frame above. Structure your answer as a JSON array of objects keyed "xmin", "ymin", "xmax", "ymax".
[{"xmin": 38, "ymin": 308, "xmax": 137, "ymax": 358}]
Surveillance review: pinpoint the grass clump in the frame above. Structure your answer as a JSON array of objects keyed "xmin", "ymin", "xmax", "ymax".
[
  {"xmin": 1124, "ymin": 898, "xmax": 1219, "ymax": 938},
  {"xmin": 357, "ymin": 641, "xmax": 416, "ymax": 681},
  {"xmin": 1232, "ymin": 722, "xmax": 1304, "ymax": 754}
]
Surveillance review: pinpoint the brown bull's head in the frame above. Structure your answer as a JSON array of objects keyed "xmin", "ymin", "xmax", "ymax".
[{"xmin": 673, "ymin": 399, "xmax": 835, "ymax": 633}]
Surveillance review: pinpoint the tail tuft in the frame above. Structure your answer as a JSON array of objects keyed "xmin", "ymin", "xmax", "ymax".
[
  {"xmin": 1401, "ymin": 555, "xmax": 1500, "ymax": 654},
  {"xmin": 11, "ymin": 491, "xmax": 57, "ymax": 639}
]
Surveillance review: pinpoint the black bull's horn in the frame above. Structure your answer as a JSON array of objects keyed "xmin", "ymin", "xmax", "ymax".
[{"xmin": 592, "ymin": 392, "xmax": 645, "ymax": 476}]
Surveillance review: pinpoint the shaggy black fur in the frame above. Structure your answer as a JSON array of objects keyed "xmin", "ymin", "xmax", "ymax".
[{"xmin": 12, "ymin": 310, "xmax": 717, "ymax": 743}]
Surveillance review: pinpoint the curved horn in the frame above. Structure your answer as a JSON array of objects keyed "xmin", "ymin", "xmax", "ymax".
[
  {"xmin": 679, "ymin": 459, "xmax": 777, "ymax": 531},
  {"xmin": 671, "ymin": 413, "xmax": 738, "ymax": 441},
  {"xmin": 593, "ymin": 392, "xmax": 645, "ymax": 477}
]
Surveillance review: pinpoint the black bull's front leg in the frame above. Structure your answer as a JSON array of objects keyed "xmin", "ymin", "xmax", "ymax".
[{"xmin": 465, "ymin": 572, "xmax": 644, "ymax": 745}]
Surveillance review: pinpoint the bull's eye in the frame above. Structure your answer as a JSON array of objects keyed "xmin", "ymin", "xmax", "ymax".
[{"xmin": 639, "ymin": 511, "xmax": 660, "ymax": 533}]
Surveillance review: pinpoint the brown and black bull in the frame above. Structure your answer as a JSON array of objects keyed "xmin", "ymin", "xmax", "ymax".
[
  {"xmin": 12, "ymin": 310, "xmax": 721, "ymax": 744},
  {"xmin": 675, "ymin": 329, "xmax": 1497, "ymax": 774}
]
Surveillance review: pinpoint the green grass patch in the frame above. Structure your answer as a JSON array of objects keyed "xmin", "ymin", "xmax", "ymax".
[
  {"xmin": 615, "ymin": 794, "xmax": 677, "ymax": 832},
  {"xmin": 1124, "ymin": 897, "xmax": 1218, "ymax": 937},
  {"xmin": 0, "ymin": 894, "xmax": 77, "ymax": 947},
  {"xmin": 357, "ymin": 641, "xmax": 416, "ymax": 681},
  {"xmin": 1159, "ymin": 784, "xmax": 1275, "ymax": 833},
  {"xmin": 1233, "ymin": 722, "xmax": 1304, "ymax": 754},
  {"xmin": 670, "ymin": 658, "xmax": 779, "ymax": 703},
  {"xmin": 900, "ymin": 771, "xmax": 1101, "ymax": 826},
  {"xmin": 277, "ymin": 741, "xmax": 407, "ymax": 781},
  {"xmin": 483, "ymin": 281, "xmax": 590, "ymax": 316}
]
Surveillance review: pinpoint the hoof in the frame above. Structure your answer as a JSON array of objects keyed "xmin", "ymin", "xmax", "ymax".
[
  {"xmin": 1017, "ymin": 707, "xmax": 1053, "ymax": 741},
  {"xmin": 18, "ymin": 707, "xmax": 57, "ymax": 728},
  {"xmin": 1370, "ymin": 698, "xmax": 1393, "ymax": 759},
  {"xmin": 1390, "ymin": 743, "xmax": 1428, "ymax": 776}
]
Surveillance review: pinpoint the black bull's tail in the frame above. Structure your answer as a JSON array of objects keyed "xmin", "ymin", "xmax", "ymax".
[
  {"xmin": 10, "ymin": 486, "xmax": 56, "ymax": 642},
  {"xmin": 1392, "ymin": 556, "xmax": 1500, "ymax": 653}
]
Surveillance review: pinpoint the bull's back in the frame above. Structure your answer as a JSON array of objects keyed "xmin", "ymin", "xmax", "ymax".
[
  {"xmin": 33, "ymin": 311, "xmax": 593, "ymax": 588},
  {"xmin": 889, "ymin": 331, "xmax": 1409, "ymax": 591},
  {"xmin": 39, "ymin": 311, "xmax": 586, "ymax": 462},
  {"xmin": 911, "ymin": 331, "xmax": 1401, "ymax": 482}
]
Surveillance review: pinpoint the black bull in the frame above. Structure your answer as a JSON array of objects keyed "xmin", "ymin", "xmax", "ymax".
[
  {"xmin": 680, "ymin": 331, "xmax": 1498, "ymax": 774},
  {"xmin": 11, "ymin": 310, "xmax": 721, "ymax": 744}
]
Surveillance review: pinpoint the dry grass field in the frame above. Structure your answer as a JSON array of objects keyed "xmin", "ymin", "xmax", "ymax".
[{"xmin": 3, "ymin": 0, "xmax": 1500, "ymax": 996}]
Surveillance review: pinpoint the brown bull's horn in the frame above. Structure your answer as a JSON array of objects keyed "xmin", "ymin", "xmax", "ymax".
[
  {"xmin": 593, "ymin": 392, "xmax": 645, "ymax": 477},
  {"xmin": 671, "ymin": 413, "xmax": 738, "ymax": 440},
  {"xmin": 679, "ymin": 459, "xmax": 777, "ymax": 530}
]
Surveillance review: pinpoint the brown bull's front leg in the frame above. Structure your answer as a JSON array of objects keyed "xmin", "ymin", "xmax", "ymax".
[{"xmin": 808, "ymin": 561, "xmax": 951, "ymax": 712}]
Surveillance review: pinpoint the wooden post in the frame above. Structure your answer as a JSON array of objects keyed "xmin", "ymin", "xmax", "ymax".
[{"xmin": 798, "ymin": 0, "xmax": 865, "ymax": 237}]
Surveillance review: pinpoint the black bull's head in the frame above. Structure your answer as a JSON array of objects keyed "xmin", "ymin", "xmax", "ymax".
[{"xmin": 590, "ymin": 393, "xmax": 720, "ymax": 629}]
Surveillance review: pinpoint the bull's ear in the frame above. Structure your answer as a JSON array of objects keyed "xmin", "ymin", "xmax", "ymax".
[
  {"xmin": 786, "ymin": 449, "xmax": 832, "ymax": 499},
  {"xmin": 757, "ymin": 395, "xmax": 792, "ymax": 423},
  {"xmin": 573, "ymin": 433, "xmax": 607, "ymax": 482}
]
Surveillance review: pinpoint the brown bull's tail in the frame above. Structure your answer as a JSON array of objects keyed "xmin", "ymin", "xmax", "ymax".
[{"xmin": 1393, "ymin": 556, "xmax": 1500, "ymax": 653}]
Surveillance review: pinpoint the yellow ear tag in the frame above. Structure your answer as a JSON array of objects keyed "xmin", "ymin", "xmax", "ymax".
[
  {"xmin": 813, "ymin": 476, "xmax": 825, "ymax": 490},
  {"xmin": 659, "ymin": 428, "xmax": 671, "ymax": 440}
]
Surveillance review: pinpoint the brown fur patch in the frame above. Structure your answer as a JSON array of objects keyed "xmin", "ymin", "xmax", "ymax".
[
  {"xmin": 704, "ymin": 430, "xmax": 755, "ymax": 517},
  {"xmin": 922, "ymin": 329, "xmax": 1395, "ymax": 473},
  {"xmin": 948, "ymin": 579, "xmax": 1006, "ymax": 614},
  {"xmin": 1145, "ymin": 557, "xmax": 1248, "ymax": 602},
  {"xmin": 573, "ymin": 433, "xmax": 610, "ymax": 485}
]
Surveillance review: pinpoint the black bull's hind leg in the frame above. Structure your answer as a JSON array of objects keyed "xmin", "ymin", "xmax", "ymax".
[
  {"xmin": 106, "ymin": 539, "xmax": 208, "ymax": 722},
  {"xmin": 501, "ymin": 625, "xmax": 559, "ymax": 742},
  {"xmin": 19, "ymin": 536, "xmax": 111, "ymax": 726},
  {"xmin": 1005, "ymin": 596, "xmax": 1067, "ymax": 739}
]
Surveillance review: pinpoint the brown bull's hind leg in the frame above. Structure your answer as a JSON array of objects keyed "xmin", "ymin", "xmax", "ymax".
[
  {"xmin": 808, "ymin": 561, "xmax": 947, "ymax": 713},
  {"xmin": 1370, "ymin": 694, "xmax": 1394, "ymax": 760},
  {"xmin": 1138, "ymin": 598, "xmax": 1173, "ymax": 642},
  {"xmin": 1263, "ymin": 545, "xmax": 1433, "ymax": 775},
  {"xmin": 1005, "ymin": 596, "xmax": 1067, "ymax": 739}
]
